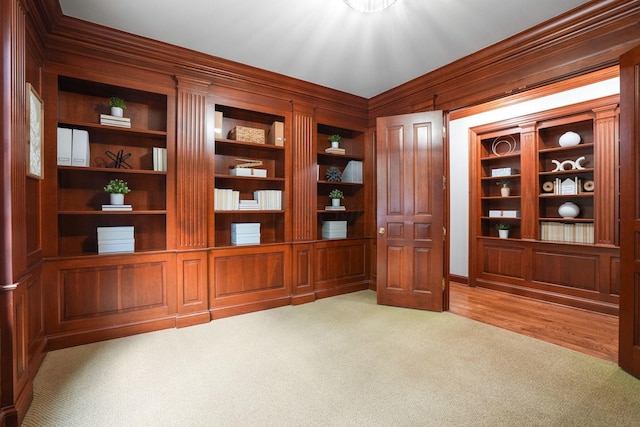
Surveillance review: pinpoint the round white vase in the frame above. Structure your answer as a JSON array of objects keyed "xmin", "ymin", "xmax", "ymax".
[
  {"xmin": 331, "ymin": 198, "xmax": 341, "ymax": 207},
  {"xmin": 111, "ymin": 106, "xmax": 124, "ymax": 118},
  {"xmin": 558, "ymin": 201, "xmax": 580, "ymax": 218},
  {"xmin": 331, "ymin": 141, "xmax": 340, "ymax": 148},
  {"xmin": 500, "ymin": 186, "xmax": 510, "ymax": 197},
  {"xmin": 558, "ymin": 131, "xmax": 581, "ymax": 147},
  {"xmin": 110, "ymin": 193, "xmax": 125, "ymax": 205}
]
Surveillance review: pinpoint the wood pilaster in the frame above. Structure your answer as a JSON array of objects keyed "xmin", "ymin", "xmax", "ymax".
[{"xmin": 292, "ymin": 104, "xmax": 315, "ymax": 241}]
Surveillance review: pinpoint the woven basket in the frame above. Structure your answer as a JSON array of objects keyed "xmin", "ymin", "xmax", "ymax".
[{"xmin": 228, "ymin": 126, "xmax": 266, "ymax": 144}]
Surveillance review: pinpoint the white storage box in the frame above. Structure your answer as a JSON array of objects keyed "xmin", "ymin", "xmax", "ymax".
[
  {"xmin": 97, "ymin": 226, "xmax": 134, "ymax": 241},
  {"xmin": 98, "ymin": 239, "xmax": 135, "ymax": 254},
  {"xmin": 231, "ymin": 223, "xmax": 261, "ymax": 234},
  {"xmin": 230, "ymin": 168, "xmax": 267, "ymax": 177}
]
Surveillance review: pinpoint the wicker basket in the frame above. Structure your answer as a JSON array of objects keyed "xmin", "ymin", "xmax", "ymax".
[{"xmin": 228, "ymin": 126, "xmax": 266, "ymax": 144}]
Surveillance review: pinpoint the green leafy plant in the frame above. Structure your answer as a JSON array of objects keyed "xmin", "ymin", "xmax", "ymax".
[
  {"xmin": 328, "ymin": 134, "xmax": 341, "ymax": 143},
  {"xmin": 109, "ymin": 97, "xmax": 127, "ymax": 109},
  {"xmin": 496, "ymin": 178, "xmax": 510, "ymax": 187},
  {"xmin": 495, "ymin": 223, "xmax": 511, "ymax": 230},
  {"xmin": 329, "ymin": 189, "xmax": 344, "ymax": 199},
  {"xmin": 104, "ymin": 178, "xmax": 131, "ymax": 194}
]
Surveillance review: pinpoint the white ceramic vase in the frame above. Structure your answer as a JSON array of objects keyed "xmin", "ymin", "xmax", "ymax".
[
  {"xmin": 558, "ymin": 201, "xmax": 580, "ymax": 218},
  {"xmin": 498, "ymin": 229, "xmax": 509, "ymax": 239},
  {"xmin": 111, "ymin": 106, "xmax": 124, "ymax": 117},
  {"xmin": 500, "ymin": 186, "xmax": 510, "ymax": 197},
  {"xmin": 110, "ymin": 193, "xmax": 125, "ymax": 205},
  {"xmin": 331, "ymin": 141, "xmax": 340, "ymax": 148},
  {"xmin": 331, "ymin": 198, "xmax": 341, "ymax": 207}
]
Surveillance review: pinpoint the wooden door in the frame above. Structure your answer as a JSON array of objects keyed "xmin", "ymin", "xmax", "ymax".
[
  {"xmin": 376, "ymin": 112, "xmax": 445, "ymax": 311},
  {"xmin": 620, "ymin": 44, "xmax": 640, "ymax": 379}
]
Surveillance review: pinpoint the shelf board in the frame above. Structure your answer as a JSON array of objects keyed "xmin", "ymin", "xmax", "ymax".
[
  {"xmin": 539, "ymin": 193, "xmax": 594, "ymax": 198},
  {"xmin": 481, "ymin": 216, "xmax": 521, "ymax": 220},
  {"xmin": 215, "ymin": 138, "xmax": 284, "ymax": 151},
  {"xmin": 480, "ymin": 152, "xmax": 520, "ymax": 161},
  {"xmin": 58, "ymin": 166, "xmax": 166, "ymax": 175},
  {"xmin": 539, "ymin": 217, "xmax": 594, "ymax": 222},
  {"xmin": 539, "ymin": 168, "xmax": 594, "ymax": 177},
  {"xmin": 317, "ymin": 152, "xmax": 364, "ymax": 162},
  {"xmin": 214, "ymin": 174, "xmax": 285, "ymax": 182},
  {"xmin": 481, "ymin": 174, "xmax": 521, "ymax": 181},
  {"xmin": 480, "ymin": 196, "xmax": 521, "ymax": 200},
  {"xmin": 58, "ymin": 210, "xmax": 167, "ymax": 215},
  {"xmin": 58, "ymin": 119, "xmax": 167, "ymax": 137},
  {"xmin": 317, "ymin": 180, "xmax": 363, "ymax": 186},
  {"xmin": 538, "ymin": 142, "xmax": 594, "ymax": 154},
  {"xmin": 317, "ymin": 210, "xmax": 364, "ymax": 214},
  {"xmin": 214, "ymin": 210, "xmax": 285, "ymax": 214}
]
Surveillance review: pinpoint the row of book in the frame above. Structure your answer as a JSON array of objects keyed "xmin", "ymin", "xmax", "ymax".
[
  {"xmin": 214, "ymin": 188, "xmax": 282, "ymax": 211},
  {"xmin": 153, "ymin": 147, "xmax": 167, "ymax": 172},
  {"xmin": 231, "ymin": 223, "xmax": 260, "ymax": 246},
  {"xmin": 539, "ymin": 221, "xmax": 594, "ymax": 244}
]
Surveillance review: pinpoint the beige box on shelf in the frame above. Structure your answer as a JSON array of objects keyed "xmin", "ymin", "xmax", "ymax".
[
  {"xmin": 228, "ymin": 126, "xmax": 265, "ymax": 144},
  {"xmin": 268, "ymin": 121, "xmax": 284, "ymax": 146}
]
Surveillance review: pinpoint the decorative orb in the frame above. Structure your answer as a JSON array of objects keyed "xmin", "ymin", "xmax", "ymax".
[
  {"xmin": 558, "ymin": 131, "xmax": 581, "ymax": 147},
  {"xmin": 558, "ymin": 201, "xmax": 580, "ymax": 218}
]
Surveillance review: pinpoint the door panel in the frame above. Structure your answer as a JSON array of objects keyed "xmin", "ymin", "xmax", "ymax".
[
  {"xmin": 376, "ymin": 112, "xmax": 445, "ymax": 311},
  {"xmin": 619, "ymin": 44, "xmax": 640, "ymax": 378}
]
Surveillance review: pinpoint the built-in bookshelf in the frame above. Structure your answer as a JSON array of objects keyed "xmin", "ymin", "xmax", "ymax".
[
  {"xmin": 213, "ymin": 105, "xmax": 286, "ymax": 247},
  {"xmin": 316, "ymin": 123, "xmax": 365, "ymax": 240},
  {"xmin": 55, "ymin": 76, "xmax": 169, "ymax": 256}
]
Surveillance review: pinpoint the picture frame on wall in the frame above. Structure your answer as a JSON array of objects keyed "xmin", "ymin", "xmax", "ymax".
[{"xmin": 27, "ymin": 82, "xmax": 44, "ymax": 179}]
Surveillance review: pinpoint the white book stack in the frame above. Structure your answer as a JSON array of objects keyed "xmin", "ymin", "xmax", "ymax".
[
  {"xmin": 97, "ymin": 226, "xmax": 135, "ymax": 254},
  {"xmin": 100, "ymin": 114, "xmax": 131, "ymax": 128},
  {"xmin": 342, "ymin": 160, "xmax": 363, "ymax": 183},
  {"xmin": 322, "ymin": 220, "xmax": 347, "ymax": 239},
  {"xmin": 214, "ymin": 188, "xmax": 240, "ymax": 210},
  {"xmin": 153, "ymin": 147, "xmax": 167, "ymax": 171},
  {"xmin": 253, "ymin": 190, "xmax": 282, "ymax": 210},
  {"xmin": 102, "ymin": 204, "xmax": 132, "ymax": 211},
  {"xmin": 231, "ymin": 223, "xmax": 260, "ymax": 246},
  {"xmin": 238, "ymin": 199, "xmax": 260, "ymax": 210}
]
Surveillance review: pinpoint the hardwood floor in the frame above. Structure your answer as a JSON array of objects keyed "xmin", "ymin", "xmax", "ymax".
[{"xmin": 449, "ymin": 282, "xmax": 618, "ymax": 363}]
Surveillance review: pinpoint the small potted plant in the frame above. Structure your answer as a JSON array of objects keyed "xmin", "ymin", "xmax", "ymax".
[
  {"xmin": 329, "ymin": 188, "xmax": 344, "ymax": 207},
  {"xmin": 495, "ymin": 223, "xmax": 511, "ymax": 239},
  {"xmin": 104, "ymin": 178, "xmax": 131, "ymax": 205},
  {"xmin": 328, "ymin": 134, "xmax": 341, "ymax": 148},
  {"xmin": 109, "ymin": 97, "xmax": 127, "ymax": 117},
  {"xmin": 497, "ymin": 178, "xmax": 511, "ymax": 197}
]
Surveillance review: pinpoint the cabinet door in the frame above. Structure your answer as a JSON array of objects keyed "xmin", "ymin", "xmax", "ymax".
[
  {"xmin": 376, "ymin": 112, "xmax": 445, "ymax": 311},
  {"xmin": 619, "ymin": 44, "xmax": 640, "ymax": 379}
]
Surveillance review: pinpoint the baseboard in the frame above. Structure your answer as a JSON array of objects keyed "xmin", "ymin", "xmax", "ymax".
[
  {"xmin": 449, "ymin": 274, "xmax": 468, "ymax": 285},
  {"xmin": 176, "ymin": 311, "xmax": 211, "ymax": 328},
  {"xmin": 209, "ymin": 296, "xmax": 291, "ymax": 320},
  {"xmin": 315, "ymin": 282, "xmax": 369, "ymax": 300}
]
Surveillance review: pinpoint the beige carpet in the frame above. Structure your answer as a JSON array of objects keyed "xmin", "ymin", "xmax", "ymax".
[{"xmin": 22, "ymin": 290, "xmax": 640, "ymax": 426}]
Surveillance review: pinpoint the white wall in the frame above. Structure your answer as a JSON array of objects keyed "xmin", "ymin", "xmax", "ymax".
[{"xmin": 448, "ymin": 78, "xmax": 620, "ymax": 278}]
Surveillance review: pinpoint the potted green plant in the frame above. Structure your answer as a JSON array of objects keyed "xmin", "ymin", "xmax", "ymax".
[
  {"xmin": 109, "ymin": 97, "xmax": 126, "ymax": 117},
  {"xmin": 497, "ymin": 179, "xmax": 511, "ymax": 197},
  {"xmin": 328, "ymin": 134, "xmax": 341, "ymax": 148},
  {"xmin": 104, "ymin": 178, "xmax": 131, "ymax": 205},
  {"xmin": 329, "ymin": 188, "xmax": 344, "ymax": 207},
  {"xmin": 495, "ymin": 222, "xmax": 511, "ymax": 239}
]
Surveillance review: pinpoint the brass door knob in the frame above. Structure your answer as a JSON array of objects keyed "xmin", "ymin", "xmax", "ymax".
[{"xmin": 379, "ymin": 227, "xmax": 385, "ymax": 235}]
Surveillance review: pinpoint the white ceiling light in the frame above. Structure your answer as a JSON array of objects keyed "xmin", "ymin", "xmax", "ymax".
[{"xmin": 344, "ymin": 0, "xmax": 398, "ymax": 13}]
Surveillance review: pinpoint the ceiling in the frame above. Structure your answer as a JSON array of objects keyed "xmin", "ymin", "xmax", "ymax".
[{"xmin": 57, "ymin": 0, "xmax": 591, "ymax": 99}]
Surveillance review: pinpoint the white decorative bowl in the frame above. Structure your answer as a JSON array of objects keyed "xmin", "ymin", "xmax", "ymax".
[
  {"xmin": 558, "ymin": 131, "xmax": 581, "ymax": 147},
  {"xmin": 558, "ymin": 201, "xmax": 580, "ymax": 218}
]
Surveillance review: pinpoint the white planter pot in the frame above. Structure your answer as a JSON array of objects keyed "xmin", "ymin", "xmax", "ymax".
[
  {"xmin": 500, "ymin": 187, "xmax": 510, "ymax": 197},
  {"xmin": 110, "ymin": 193, "xmax": 125, "ymax": 205},
  {"xmin": 111, "ymin": 106, "xmax": 124, "ymax": 117},
  {"xmin": 498, "ymin": 229, "xmax": 509, "ymax": 239},
  {"xmin": 331, "ymin": 141, "xmax": 340, "ymax": 148},
  {"xmin": 331, "ymin": 198, "xmax": 341, "ymax": 207}
]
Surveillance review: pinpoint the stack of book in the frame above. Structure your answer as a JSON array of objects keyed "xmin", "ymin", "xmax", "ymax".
[
  {"xmin": 97, "ymin": 226, "xmax": 135, "ymax": 254},
  {"xmin": 100, "ymin": 114, "xmax": 131, "ymax": 128},
  {"xmin": 342, "ymin": 160, "xmax": 363, "ymax": 183},
  {"xmin": 325, "ymin": 204, "xmax": 346, "ymax": 211},
  {"xmin": 325, "ymin": 146, "xmax": 345, "ymax": 155},
  {"xmin": 102, "ymin": 204, "xmax": 132, "ymax": 211},
  {"xmin": 322, "ymin": 220, "xmax": 347, "ymax": 239},
  {"xmin": 153, "ymin": 147, "xmax": 167, "ymax": 171},
  {"xmin": 231, "ymin": 223, "xmax": 260, "ymax": 246},
  {"xmin": 238, "ymin": 200, "xmax": 260, "ymax": 210}
]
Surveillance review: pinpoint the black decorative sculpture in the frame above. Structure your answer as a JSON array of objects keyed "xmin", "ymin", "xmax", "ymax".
[{"xmin": 105, "ymin": 149, "xmax": 132, "ymax": 169}]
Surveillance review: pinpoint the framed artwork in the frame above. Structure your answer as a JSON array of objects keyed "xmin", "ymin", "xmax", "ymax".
[{"xmin": 27, "ymin": 83, "xmax": 44, "ymax": 179}]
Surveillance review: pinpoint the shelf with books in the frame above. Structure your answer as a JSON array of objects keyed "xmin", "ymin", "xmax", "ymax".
[
  {"xmin": 54, "ymin": 75, "xmax": 170, "ymax": 256},
  {"xmin": 213, "ymin": 104, "xmax": 287, "ymax": 247}
]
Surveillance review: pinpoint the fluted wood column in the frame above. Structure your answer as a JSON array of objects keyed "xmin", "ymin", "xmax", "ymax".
[
  {"xmin": 292, "ymin": 104, "xmax": 316, "ymax": 241},
  {"xmin": 175, "ymin": 76, "xmax": 212, "ymax": 249},
  {"xmin": 519, "ymin": 123, "xmax": 537, "ymax": 240},
  {"xmin": 593, "ymin": 104, "xmax": 619, "ymax": 246}
]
